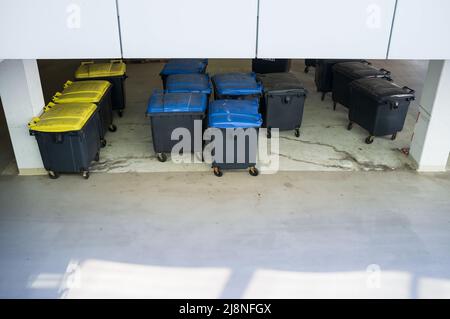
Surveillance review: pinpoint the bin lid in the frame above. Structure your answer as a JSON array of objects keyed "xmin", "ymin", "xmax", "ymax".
[
  {"xmin": 52, "ymin": 80, "xmax": 111, "ymax": 104},
  {"xmin": 257, "ymin": 72, "xmax": 307, "ymax": 94},
  {"xmin": 350, "ymin": 78, "xmax": 415, "ymax": 103},
  {"xmin": 166, "ymin": 74, "xmax": 212, "ymax": 94},
  {"xmin": 28, "ymin": 103, "xmax": 97, "ymax": 133},
  {"xmin": 212, "ymin": 73, "xmax": 262, "ymax": 96},
  {"xmin": 146, "ymin": 91, "xmax": 207, "ymax": 114},
  {"xmin": 75, "ymin": 60, "xmax": 126, "ymax": 78},
  {"xmin": 160, "ymin": 59, "xmax": 207, "ymax": 76},
  {"xmin": 333, "ymin": 62, "xmax": 389, "ymax": 80},
  {"xmin": 208, "ymin": 99, "xmax": 262, "ymax": 129}
]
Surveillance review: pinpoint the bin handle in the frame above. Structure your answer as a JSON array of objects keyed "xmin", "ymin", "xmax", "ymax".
[
  {"xmin": 380, "ymin": 68, "xmax": 391, "ymax": 76},
  {"xmin": 402, "ymin": 86, "xmax": 415, "ymax": 94}
]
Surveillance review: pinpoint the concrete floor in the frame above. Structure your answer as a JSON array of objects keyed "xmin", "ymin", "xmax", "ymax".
[
  {"xmin": 85, "ymin": 59, "xmax": 430, "ymax": 174},
  {"xmin": 1, "ymin": 171, "xmax": 450, "ymax": 298}
]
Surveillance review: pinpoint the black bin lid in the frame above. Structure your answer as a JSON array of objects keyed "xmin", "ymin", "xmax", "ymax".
[
  {"xmin": 350, "ymin": 78, "xmax": 415, "ymax": 103},
  {"xmin": 256, "ymin": 72, "xmax": 307, "ymax": 95},
  {"xmin": 333, "ymin": 62, "xmax": 389, "ymax": 80}
]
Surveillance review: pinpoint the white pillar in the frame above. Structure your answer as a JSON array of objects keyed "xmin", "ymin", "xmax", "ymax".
[
  {"xmin": 410, "ymin": 60, "xmax": 450, "ymax": 172},
  {"xmin": 0, "ymin": 59, "xmax": 45, "ymax": 175}
]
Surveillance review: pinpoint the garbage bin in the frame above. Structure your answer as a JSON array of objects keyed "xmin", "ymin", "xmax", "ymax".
[
  {"xmin": 146, "ymin": 91, "xmax": 207, "ymax": 162},
  {"xmin": 304, "ymin": 59, "xmax": 317, "ymax": 74},
  {"xmin": 52, "ymin": 80, "xmax": 115, "ymax": 147},
  {"xmin": 252, "ymin": 59, "xmax": 291, "ymax": 74},
  {"xmin": 165, "ymin": 74, "xmax": 212, "ymax": 97},
  {"xmin": 28, "ymin": 103, "xmax": 101, "ymax": 179},
  {"xmin": 315, "ymin": 59, "xmax": 365, "ymax": 101},
  {"xmin": 160, "ymin": 59, "xmax": 208, "ymax": 89},
  {"xmin": 257, "ymin": 72, "xmax": 308, "ymax": 138},
  {"xmin": 332, "ymin": 62, "xmax": 391, "ymax": 110},
  {"xmin": 348, "ymin": 78, "xmax": 415, "ymax": 144},
  {"xmin": 208, "ymin": 99, "xmax": 262, "ymax": 177},
  {"xmin": 75, "ymin": 60, "xmax": 128, "ymax": 117},
  {"xmin": 212, "ymin": 73, "xmax": 263, "ymax": 100}
]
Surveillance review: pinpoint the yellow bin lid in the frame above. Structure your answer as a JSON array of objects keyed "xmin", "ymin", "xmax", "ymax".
[
  {"xmin": 75, "ymin": 60, "xmax": 126, "ymax": 79},
  {"xmin": 28, "ymin": 103, "xmax": 97, "ymax": 133},
  {"xmin": 53, "ymin": 80, "xmax": 111, "ymax": 104}
]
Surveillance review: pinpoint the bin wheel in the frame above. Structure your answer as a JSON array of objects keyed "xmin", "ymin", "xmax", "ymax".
[
  {"xmin": 101, "ymin": 139, "xmax": 107, "ymax": 148},
  {"xmin": 108, "ymin": 124, "xmax": 117, "ymax": 132},
  {"xmin": 347, "ymin": 122, "xmax": 353, "ymax": 131},
  {"xmin": 267, "ymin": 128, "xmax": 272, "ymax": 139},
  {"xmin": 333, "ymin": 101, "xmax": 337, "ymax": 111},
  {"xmin": 304, "ymin": 66, "xmax": 310, "ymax": 74},
  {"xmin": 249, "ymin": 167, "xmax": 259, "ymax": 177},
  {"xmin": 213, "ymin": 167, "xmax": 223, "ymax": 177},
  {"xmin": 94, "ymin": 152, "xmax": 100, "ymax": 162},
  {"xmin": 391, "ymin": 132, "xmax": 397, "ymax": 141},
  {"xmin": 321, "ymin": 92, "xmax": 326, "ymax": 101},
  {"xmin": 365, "ymin": 136, "xmax": 375, "ymax": 145},
  {"xmin": 48, "ymin": 171, "xmax": 60, "ymax": 179},
  {"xmin": 118, "ymin": 110, "xmax": 124, "ymax": 117},
  {"xmin": 295, "ymin": 128, "xmax": 300, "ymax": 138},
  {"xmin": 157, "ymin": 153, "xmax": 167, "ymax": 162},
  {"xmin": 82, "ymin": 171, "xmax": 90, "ymax": 180}
]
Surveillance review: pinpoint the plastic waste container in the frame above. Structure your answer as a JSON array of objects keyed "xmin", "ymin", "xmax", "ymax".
[
  {"xmin": 252, "ymin": 59, "xmax": 291, "ymax": 74},
  {"xmin": 165, "ymin": 74, "xmax": 212, "ymax": 97},
  {"xmin": 257, "ymin": 73, "xmax": 308, "ymax": 138},
  {"xmin": 52, "ymin": 80, "xmax": 115, "ymax": 147},
  {"xmin": 160, "ymin": 59, "xmax": 208, "ymax": 89},
  {"xmin": 28, "ymin": 102, "xmax": 101, "ymax": 179},
  {"xmin": 212, "ymin": 73, "xmax": 263, "ymax": 100},
  {"xmin": 208, "ymin": 99, "xmax": 262, "ymax": 177},
  {"xmin": 75, "ymin": 60, "xmax": 128, "ymax": 117},
  {"xmin": 348, "ymin": 78, "xmax": 415, "ymax": 144},
  {"xmin": 146, "ymin": 91, "xmax": 207, "ymax": 162},
  {"xmin": 332, "ymin": 62, "xmax": 391, "ymax": 110}
]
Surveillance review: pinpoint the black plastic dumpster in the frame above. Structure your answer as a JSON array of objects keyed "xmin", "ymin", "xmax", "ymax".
[
  {"xmin": 75, "ymin": 60, "xmax": 128, "ymax": 117},
  {"xmin": 160, "ymin": 59, "xmax": 208, "ymax": 90},
  {"xmin": 212, "ymin": 73, "xmax": 263, "ymax": 100},
  {"xmin": 257, "ymin": 73, "xmax": 308, "ymax": 138},
  {"xmin": 252, "ymin": 59, "xmax": 291, "ymax": 74},
  {"xmin": 348, "ymin": 78, "xmax": 415, "ymax": 144},
  {"xmin": 146, "ymin": 91, "xmax": 207, "ymax": 162},
  {"xmin": 28, "ymin": 103, "xmax": 101, "ymax": 179},
  {"xmin": 208, "ymin": 99, "xmax": 262, "ymax": 177},
  {"xmin": 165, "ymin": 73, "xmax": 212, "ymax": 97},
  {"xmin": 332, "ymin": 62, "xmax": 391, "ymax": 111},
  {"xmin": 52, "ymin": 80, "xmax": 115, "ymax": 148}
]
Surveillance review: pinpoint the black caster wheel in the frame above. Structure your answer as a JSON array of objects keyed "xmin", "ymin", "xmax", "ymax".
[
  {"xmin": 108, "ymin": 124, "xmax": 117, "ymax": 132},
  {"xmin": 391, "ymin": 133, "xmax": 397, "ymax": 141},
  {"xmin": 82, "ymin": 171, "xmax": 90, "ymax": 180},
  {"xmin": 333, "ymin": 101, "xmax": 337, "ymax": 111},
  {"xmin": 304, "ymin": 67, "xmax": 310, "ymax": 74},
  {"xmin": 249, "ymin": 167, "xmax": 259, "ymax": 177},
  {"xmin": 48, "ymin": 171, "xmax": 60, "ymax": 180},
  {"xmin": 365, "ymin": 136, "xmax": 375, "ymax": 145},
  {"xmin": 157, "ymin": 153, "xmax": 167, "ymax": 162},
  {"xmin": 321, "ymin": 93, "xmax": 326, "ymax": 101},
  {"xmin": 267, "ymin": 128, "xmax": 272, "ymax": 139},
  {"xmin": 117, "ymin": 110, "xmax": 124, "ymax": 117},
  {"xmin": 94, "ymin": 152, "xmax": 100, "ymax": 162},
  {"xmin": 294, "ymin": 128, "xmax": 300, "ymax": 138},
  {"xmin": 101, "ymin": 139, "xmax": 107, "ymax": 148},
  {"xmin": 347, "ymin": 122, "xmax": 353, "ymax": 131},
  {"xmin": 213, "ymin": 167, "xmax": 223, "ymax": 177}
]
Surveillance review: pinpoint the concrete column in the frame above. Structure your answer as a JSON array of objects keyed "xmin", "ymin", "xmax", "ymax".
[
  {"xmin": 410, "ymin": 60, "xmax": 450, "ymax": 172},
  {"xmin": 0, "ymin": 59, "xmax": 45, "ymax": 175}
]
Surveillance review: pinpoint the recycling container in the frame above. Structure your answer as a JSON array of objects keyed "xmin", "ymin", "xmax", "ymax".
[
  {"xmin": 252, "ymin": 59, "xmax": 291, "ymax": 74},
  {"xmin": 52, "ymin": 80, "xmax": 115, "ymax": 147},
  {"xmin": 165, "ymin": 73, "xmax": 212, "ymax": 98},
  {"xmin": 146, "ymin": 91, "xmax": 207, "ymax": 162},
  {"xmin": 212, "ymin": 73, "xmax": 263, "ymax": 100},
  {"xmin": 75, "ymin": 60, "xmax": 128, "ymax": 117},
  {"xmin": 208, "ymin": 99, "xmax": 262, "ymax": 177},
  {"xmin": 28, "ymin": 103, "xmax": 101, "ymax": 179},
  {"xmin": 315, "ymin": 59, "xmax": 364, "ymax": 100},
  {"xmin": 332, "ymin": 62, "xmax": 391, "ymax": 110},
  {"xmin": 348, "ymin": 78, "xmax": 415, "ymax": 144},
  {"xmin": 160, "ymin": 59, "xmax": 208, "ymax": 89},
  {"xmin": 304, "ymin": 59, "xmax": 317, "ymax": 73},
  {"xmin": 257, "ymin": 73, "xmax": 308, "ymax": 138}
]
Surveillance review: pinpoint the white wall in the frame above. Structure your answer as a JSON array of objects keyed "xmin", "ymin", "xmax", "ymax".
[
  {"xmin": 388, "ymin": 0, "xmax": 450, "ymax": 59},
  {"xmin": 118, "ymin": 0, "xmax": 258, "ymax": 58},
  {"xmin": 0, "ymin": 0, "xmax": 121, "ymax": 59},
  {"xmin": 257, "ymin": 0, "xmax": 396, "ymax": 59}
]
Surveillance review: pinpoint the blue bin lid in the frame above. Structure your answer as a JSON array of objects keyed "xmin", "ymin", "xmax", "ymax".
[
  {"xmin": 146, "ymin": 91, "xmax": 207, "ymax": 114},
  {"xmin": 212, "ymin": 73, "xmax": 262, "ymax": 96},
  {"xmin": 208, "ymin": 99, "xmax": 262, "ymax": 129},
  {"xmin": 160, "ymin": 59, "xmax": 208, "ymax": 76},
  {"xmin": 166, "ymin": 74, "xmax": 212, "ymax": 94}
]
